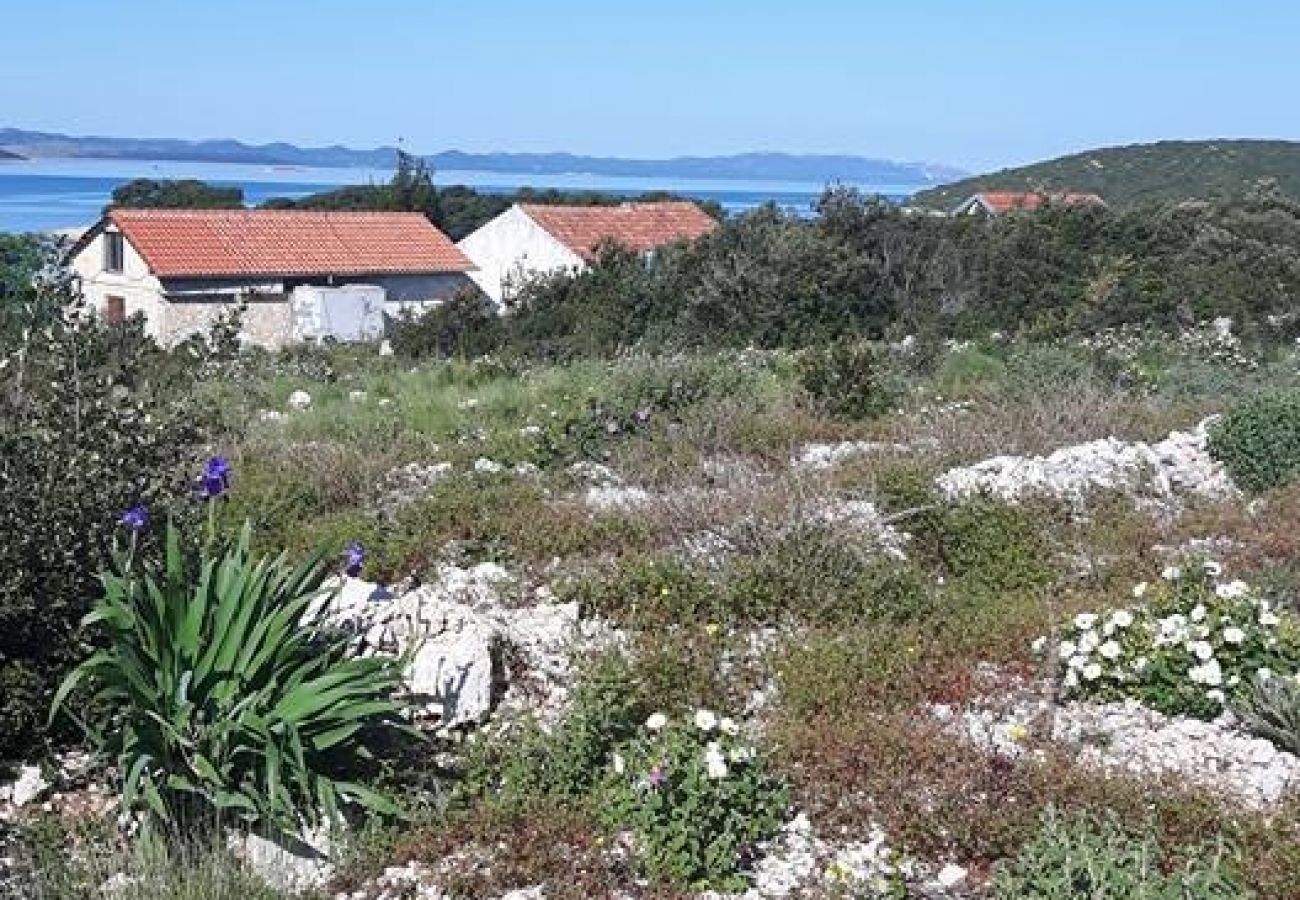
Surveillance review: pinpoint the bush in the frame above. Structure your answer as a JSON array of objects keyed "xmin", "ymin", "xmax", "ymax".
[
  {"xmin": 912, "ymin": 497, "xmax": 1055, "ymax": 594},
  {"xmin": 1209, "ymin": 393, "xmax": 1300, "ymax": 492},
  {"xmin": 1041, "ymin": 564, "xmax": 1300, "ymax": 721},
  {"xmin": 496, "ymin": 654, "xmax": 646, "ymax": 801},
  {"xmin": 993, "ymin": 810, "xmax": 1251, "ymax": 899},
  {"xmin": 796, "ymin": 339, "xmax": 900, "ymax": 420},
  {"xmin": 54, "ymin": 519, "xmax": 409, "ymax": 832},
  {"xmin": 388, "ymin": 289, "xmax": 504, "ymax": 360},
  {"xmin": 0, "ymin": 281, "xmax": 208, "ymax": 759},
  {"xmin": 1235, "ymin": 673, "xmax": 1300, "ymax": 755},
  {"xmin": 599, "ymin": 709, "xmax": 788, "ymax": 890}
]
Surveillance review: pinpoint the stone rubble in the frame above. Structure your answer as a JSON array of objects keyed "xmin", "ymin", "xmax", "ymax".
[
  {"xmin": 935, "ymin": 418, "xmax": 1236, "ymax": 510},
  {"xmin": 376, "ymin": 460, "xmax": 453, "ymax": 514},
  {"xmin": 311, "ymin": 565, "xmax": 610, "ymax": 732},
  {"xmin": 701, "ymin": 813, "xmax": 964, "ymax": 899},
  {"xmin": 934, "ymin": 694, "xmax": 1300, "ymax": 809},
  {"xmin": 791, "ymin": 441, "xmax": 910, "ymax": 471},
  {"xmin": 812, "ymin": 499, "xmax": 910, "ymax": 561}
]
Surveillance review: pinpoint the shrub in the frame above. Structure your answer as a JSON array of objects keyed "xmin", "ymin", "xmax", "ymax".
[
  {"xmin": 0, "ymin": 281, "xmax": 208, "ymax": 758},
  {"xmin": 1234, "ymin": 673, "xmax": 1300, "ymax": 755},
  {"xmin": 388, "ymin": 289, "xmax": 504, "ymax": 360},
  {"xmin": 992, "ymin": 810, "xmax": 1251, "ymax": 900},
  {"xmin": 1209, "ymin": 393, "xmax": 1300, "ymax": 492},
  {"xmin": 1040, "ymin": 563, "xmax": 1300, "ymax": 721},
  {"xmin": 496, "ymin": 654, "xmax": 646, "ymax": 801},
  {"xmin": 54, "ymin": 519, "xmax": 409, "ymax": 832},
  {"xmin": 913, "ymin": 497, "xmax": 1055, "ymax": 594},
  {"xmin": 796, "ymin": 339, "xmax": 900, "ymax": 420},
  {"xmin": 599, "ymin": 709, "xmax": 788, "ymax": 890}
]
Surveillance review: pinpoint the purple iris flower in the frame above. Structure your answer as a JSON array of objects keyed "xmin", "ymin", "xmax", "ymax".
[
  {"xmin": 646, "ymin": 763, "xmax": 667, "ymax": 789},
  {"xmin": 344, "ymin": 542, "xmax": 366, "ymax": 578},
  {"xmin": 199, "ymin": 456, "xmax": 232, "ymax": 499},
  {"xmin": 118, "ymin": 505, "xmax": 149, "ymax": 532}
]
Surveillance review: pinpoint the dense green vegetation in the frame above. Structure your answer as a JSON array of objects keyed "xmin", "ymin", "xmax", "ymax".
[
  {"xmin": 911, "ymin": 139, "xmax": 1300, "ymax": 210},
  {"xmin": 486, "ymin": 184, "xmax": 1300, "ymax": 359},
  {"xmin": 110, "ymin": 178, "xmax": 245, "ymax": 210}
]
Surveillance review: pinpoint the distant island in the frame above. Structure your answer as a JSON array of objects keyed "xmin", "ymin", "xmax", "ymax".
[
  {"xmin": 0, "ymin": 148, "xmax": 22, "ymax": 160},
  {"xmin": 0, "ymin": 127, "xmax": 965, "ymax": 185},
  {"xmin": 909, "ymin": 139, "xmax": 1300, "ymax": 210}
]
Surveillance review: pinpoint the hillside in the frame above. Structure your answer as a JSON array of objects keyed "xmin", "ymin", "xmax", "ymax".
[
  {"xmin": 0, "ymin": 126, "xmax": 964, "ymax": 185},
  {"xmin": 910, "ymin": 139, "xmax": 1300, "ymax": 210}
]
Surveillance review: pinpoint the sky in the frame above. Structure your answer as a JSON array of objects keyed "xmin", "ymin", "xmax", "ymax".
[{"xmin": 1, "ymin": 1, "xmax": 1296, "ymax": 173}]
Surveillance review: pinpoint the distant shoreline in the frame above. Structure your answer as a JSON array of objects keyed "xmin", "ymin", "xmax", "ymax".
[{"xmin": 0, "ymin": 126, "xmax": 964, "ymax": 187}]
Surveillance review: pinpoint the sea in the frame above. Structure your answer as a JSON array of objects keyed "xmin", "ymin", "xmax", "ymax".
[{"xmin": 0, "ymin": 157, "xmax": 922, "ymax": 234}]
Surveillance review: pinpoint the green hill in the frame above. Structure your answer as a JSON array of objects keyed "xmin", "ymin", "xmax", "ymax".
[{"xmin": 910, "ymin": 139, "xmax": 1300, "ymax": 211}]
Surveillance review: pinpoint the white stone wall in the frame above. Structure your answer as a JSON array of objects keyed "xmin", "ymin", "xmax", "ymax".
[
  {"xmin": 69, "ymin": 228, "xmax": 167, "ymax": 339},
  {"xmin": 456, "ymin": 205, "xmax": 586, "ymax": 308}
]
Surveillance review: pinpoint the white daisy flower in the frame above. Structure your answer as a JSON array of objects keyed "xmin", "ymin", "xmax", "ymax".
[
  {"xmin": 612, "ymin": 753, "xmax": 626, "ymax": 775},
  {"xmin": 1082, "ymin": 663, "xmax": 1103, "ymax": 681},
  {"xmin": 1161, "ymin": 565, "xmax": 1181, "ymax": 581},
  {"xmin": 645, "ymin": 712, "xmax": 668, "ymax": 731},
  {"xmin": 694, "ymin": 709, "xmax": 718, "ymax": 732},
  {"xmin": 1203, "ymin": 561, "xmax": 1223, "ymax": 577},
  {"xmin": 1074, "ymin": 613, "xmax": 1099, "ymax": 630},
  {"xmin": 1222, "ymin": 626, "xmax": 1246, "ymax": 645},
  {"xmin": 1132, "ymin": 582, "xmax": 1149, "ymax": 599},
  {"xmin": 1099, "ymin": 640, "xmax": 1122, "ymax": 660},
  {"xmin": 1111, "ymin": 610, "xmax": 1135, "ymax": 629},
  {"xmin": 1190, "ymin": 640, "xmax": 1215, "ymax": 661},
  {"xmin": 1216, "ymin": 580, "xmax": 1249, "ymax": 600},
  {"xmin": 719, "ymin": 717, "xmax": 740, "ymax": 736},
  {"xmin": 1190, "ymin": 604, "xmax": 1207, "ymax": 623}
]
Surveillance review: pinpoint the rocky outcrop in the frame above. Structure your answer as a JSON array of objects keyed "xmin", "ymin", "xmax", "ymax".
[
  {"xmin": 935, "ymin": 418, "xmax": 1235, "ymax": 510},
  {"xmin": 312, "ymin": 565, "xmax": 603, "ymax": 732}
]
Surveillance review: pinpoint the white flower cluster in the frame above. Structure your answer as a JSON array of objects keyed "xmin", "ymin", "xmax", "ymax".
[
  {"xmin": 637, "ymin": 709, "xmax": 752, "ymax": 781},
  {"xmin": 1036, "ymin": 562, "xmax": 1300, "ymax": 719}
]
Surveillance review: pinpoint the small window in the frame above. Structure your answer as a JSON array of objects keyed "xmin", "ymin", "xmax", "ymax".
[
  {"xmin": 105, "ymin": 295, "xmax": 125, "ymax": 325},
  {"xmin": 104, "ymin": 231, "xmax": 124, "ymax": 273}
]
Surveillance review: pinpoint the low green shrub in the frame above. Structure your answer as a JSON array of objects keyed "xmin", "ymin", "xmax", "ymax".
[
  {"xmin": 1209, "ymin": 393, "xmax": 1300, "ymax": 492},
  {"xmin": 992, "ymin": 810, "xmax": 1251, "ymax": 900},
  {"xmin": 497, "ymin": 654, "xmax": 646, "ymax": 801},
  {"xmin": 388, "ymin": 290, "xmax": 505, "ymax": 360},
  {"xmin": 912, "ymin": 497, "xmax": 1055, "ymax": 594},
  {"xmin": 796, "ymin": 339, "xmax": 900, "ymax": 420},
  {"xmin": 599, "ymin": 709, "xmax": 788, "ymax": 890},
  {"xmin": 54, "ymin": 516, "xmax": 409, "ymax": 833},
  {"xmin": 1041, "ymin": 565, "xmax": 1300, "ymax": 720}
]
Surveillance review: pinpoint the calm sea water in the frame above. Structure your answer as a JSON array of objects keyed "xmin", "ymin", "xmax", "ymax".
[{"xmin": 0, "ymin": 158, "xmax": 919, "ymax": 234}]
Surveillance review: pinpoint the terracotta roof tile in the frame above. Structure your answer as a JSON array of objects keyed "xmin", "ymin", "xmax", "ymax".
[
  {"xmin": 974, "ymin": 191, "xmax": 1106, "ymax": 214},
  {"xmin": 106, "ymin": 208, "xmax": 473, "ymax": 277},
  {"xmin": 520, "ymin": 201, "xmax": 717, "ymax": 261}
]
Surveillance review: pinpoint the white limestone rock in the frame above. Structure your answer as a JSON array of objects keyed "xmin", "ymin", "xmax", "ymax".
[
  {"xmin": 792, "ymin": 440, "xmax": 909, "ymax": 471},
  {"xmin": 935, "ymin": 417, "xmax": 1235, "ymax": 510},
  {"xmin": 7, "ymin": 766, "xmax": 48, "ymax": 808},
  {"xmin": 230, "ymin": 827, "xmax": 333, "ymax": 893},
  {"xmin": 939, "ymin": 694, "xmax": 1300, "ymax": 808}
]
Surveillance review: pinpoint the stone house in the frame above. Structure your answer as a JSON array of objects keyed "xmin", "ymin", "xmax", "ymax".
[
  {"xmin": 68, "ymin": 208, "xmax": 476, "ymax": 347},
  {"xmin": 951, "ymin": 191, "xmax": 1106, "ymax": 217},
  {"xmin": 457, "ymin": 201, "xmax": 718, "ymax": 306}
]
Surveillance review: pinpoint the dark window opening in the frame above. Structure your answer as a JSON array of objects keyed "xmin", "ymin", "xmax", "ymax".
[
  {"xmin": 104, "ymin": 231, "xmax": 124, "ymax": 272},
  {"xmin": 105, "ymin": 295, "xmax": 125, "ymax": 325}
]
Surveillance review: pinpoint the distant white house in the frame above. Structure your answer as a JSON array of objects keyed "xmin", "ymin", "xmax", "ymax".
[
  {"xmin": 68, "ymin": 208, "xmax": 475, "ymax": 348},
  {"xmin": 457, "ymin": 201, "xmax": 718, "ymax": 306}
]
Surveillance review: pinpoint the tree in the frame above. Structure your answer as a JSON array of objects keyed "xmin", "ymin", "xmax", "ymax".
[{"xmin": 109, "ymin": 178, "xmax": 244, "ymax": 210}]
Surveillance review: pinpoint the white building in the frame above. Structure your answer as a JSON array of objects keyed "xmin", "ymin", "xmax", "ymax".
[
  {"xmin": 457, "ymin": 201, "xmax": 718, "ymax": 306},
  {"xmin": 68, "ymin": 208, "xmax": 476, "ymax": 347}
]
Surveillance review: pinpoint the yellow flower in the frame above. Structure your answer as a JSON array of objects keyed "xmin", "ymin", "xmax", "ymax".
[
  {"xmin": 705, "ymin": 622, "xmax": 720, "ymax": 637},
  {"xmin": 1008, "ymin": 723, "xmax": 1028, "ymax": 743}
]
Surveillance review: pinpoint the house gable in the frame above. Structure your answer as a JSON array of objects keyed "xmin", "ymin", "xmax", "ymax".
[{"xmin": 457, "ymin": 204, "xmax": 586, "ymax": 307}]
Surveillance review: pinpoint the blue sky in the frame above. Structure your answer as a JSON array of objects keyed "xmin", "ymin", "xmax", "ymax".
[{"xmin": 1, "ymin": 1, "xmax": 1295, "ymax": 171}]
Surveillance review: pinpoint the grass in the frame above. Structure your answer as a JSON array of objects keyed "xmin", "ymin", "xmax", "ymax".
[{"xmin": 28, "ymin": 334, "xmax": 1300, "ymax": 897}]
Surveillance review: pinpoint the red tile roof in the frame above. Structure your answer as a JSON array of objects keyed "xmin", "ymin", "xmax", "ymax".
[
  {"xmin": 973, "ymin": 191, "xmax": 1106, "ymax": 214},
  {"xmin": 520, "ymin": 201, "xmax": 717, "ymax": 261},
  {"xmin": 105, "ymin": 208, "xmax": 473, "ymax": 277}
]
